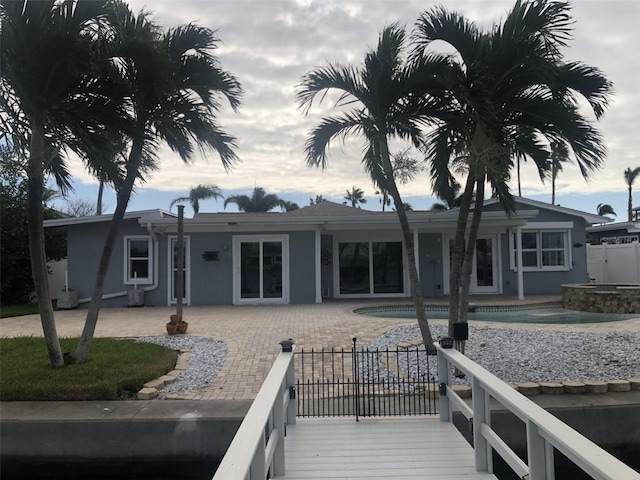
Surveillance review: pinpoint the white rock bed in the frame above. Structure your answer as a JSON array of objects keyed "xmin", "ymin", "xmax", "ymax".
[
  {"xmin": 136, "ymin": 324, "xmax": 640, "ymax": 394},
  {"xmin": 137, "ymin": 336, "xmax": 227, "ymax": 394},
  {"xmin": 365, "ymin": 324, "xmax": 640, "ymax": 385}
]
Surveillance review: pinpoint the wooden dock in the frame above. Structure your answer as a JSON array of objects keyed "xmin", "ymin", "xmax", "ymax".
[{"xmin": 273, "ymin": 416, "xmax": 498, "ymax": 479}]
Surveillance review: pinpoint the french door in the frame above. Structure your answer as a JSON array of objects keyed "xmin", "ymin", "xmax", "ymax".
[{"xmin": 233, "ymin": 235, "xmax": 289, "ymax": 304}]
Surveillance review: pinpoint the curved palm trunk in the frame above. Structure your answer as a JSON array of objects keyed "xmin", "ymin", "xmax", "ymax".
[
  {"xmin": 629, "ymin": 185, "xmax": 633, "ymax": 222},
  {"xmin": 75, "ymin": 139, "xmax": 144, "ymax": 363},
  {"xmin": 27, "ymin": 121, "xmax": 64, "ymax": 368},
  {"xmin": 448, "ymin": 173, "xmax": 475, "ymax": 335},
  {"xmin": 458, "ymin": 174, "xmax": 485, "ymax": 323},
  {"xmin": 380, "ymin": 141, "xmax": 434, "ymax": 351}
]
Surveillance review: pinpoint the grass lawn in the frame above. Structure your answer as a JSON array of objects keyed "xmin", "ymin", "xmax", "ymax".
[
  {"xmin": 1, "ymin": 303, "xmax": 43, "ymax": 318},
  {"xmin": 0, "ymin": 337, "xmax": 178, "ymax": 401}
]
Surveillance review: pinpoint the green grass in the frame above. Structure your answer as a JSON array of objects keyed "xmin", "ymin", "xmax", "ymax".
[
  {"xmin": 0, "ymin": 337, "xmax": 178, "ymax": 401},
  {"xmin": 1, "ymin": 303, "xmax": 41, "ymax": 318}
]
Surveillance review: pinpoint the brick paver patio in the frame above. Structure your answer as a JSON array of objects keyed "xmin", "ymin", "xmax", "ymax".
[{"xmin": 2, "ymin": 296, "xmax": 639, "ymax": 400}]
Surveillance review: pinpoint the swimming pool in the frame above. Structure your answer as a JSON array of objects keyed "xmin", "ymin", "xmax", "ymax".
[{"xmin": 355, "ymin": 305, "xmax": 638, "ymax": 324}]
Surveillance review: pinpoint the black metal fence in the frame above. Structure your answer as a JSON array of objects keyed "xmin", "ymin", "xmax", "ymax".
[{"xmin": 295, "ymin": 338, "xmax": 439, "ymax": 419}]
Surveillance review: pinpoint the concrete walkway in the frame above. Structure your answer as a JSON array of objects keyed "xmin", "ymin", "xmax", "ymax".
[{"xmin": 2, "ymin": 296, "xmax": 639, "ymax": 401}]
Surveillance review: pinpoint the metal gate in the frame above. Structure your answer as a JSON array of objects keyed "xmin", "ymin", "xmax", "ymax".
[{"xmin": 295, "ymin": 338, "xmax": 439, "ymax": 419}]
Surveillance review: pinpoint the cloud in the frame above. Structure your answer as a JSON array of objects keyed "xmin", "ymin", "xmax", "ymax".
[{"xmin": 66, "ymin": 0, "xmax": 639, "ymax": 206}]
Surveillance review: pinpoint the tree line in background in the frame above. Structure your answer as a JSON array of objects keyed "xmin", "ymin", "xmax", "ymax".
[{"xmin": 5, "ymin": 0, "xmax": 638, "ymax": 366}]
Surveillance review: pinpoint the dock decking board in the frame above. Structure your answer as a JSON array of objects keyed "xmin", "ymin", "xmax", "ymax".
[{"xmin": 273, "ymin": 416, "xmax": 499, "ymax": 479}]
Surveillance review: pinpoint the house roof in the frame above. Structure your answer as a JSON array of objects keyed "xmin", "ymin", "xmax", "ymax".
[
  {"xmin": 43, "ymin": 209, "xmax": 176, "ymax": 227},
  {"xmin": 587, "ymin": 220, "xmax": 640, "ymax": 234},
  {"xmin": 482, "ymin": 197, "xmax": 612, "ymax": 225},
  {"xmin": 147, "ymin": 200, "xmax": 538, "ymax": 233}
]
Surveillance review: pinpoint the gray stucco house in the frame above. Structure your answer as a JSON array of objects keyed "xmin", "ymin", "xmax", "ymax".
[{"xmin": 44, "ymin": 198, "xmax": 608, "ymax": 307}]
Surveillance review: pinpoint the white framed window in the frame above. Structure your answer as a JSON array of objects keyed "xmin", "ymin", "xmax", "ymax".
[
  {"xmin": 510, "ymin": 228, "xmax": 571, "ymax": 271},
  {"xmin": 124, "ymin": 236, "xmax": 153, "ymax": 284}
]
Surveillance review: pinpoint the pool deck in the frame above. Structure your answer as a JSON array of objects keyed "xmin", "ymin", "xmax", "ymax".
[{"xmin": 1, "ymin": 295, "xmax": 639, "ymax": 400}]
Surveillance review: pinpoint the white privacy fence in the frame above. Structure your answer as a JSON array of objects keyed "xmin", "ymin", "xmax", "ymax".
[{"xmin": 587, "ymin": 242, "xmax": 640, "ymax": 283}]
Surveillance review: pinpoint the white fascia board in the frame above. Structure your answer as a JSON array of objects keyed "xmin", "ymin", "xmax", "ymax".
[{"xmin": 44, "ymin": 209, "xmax": 174, "ymax": 228}]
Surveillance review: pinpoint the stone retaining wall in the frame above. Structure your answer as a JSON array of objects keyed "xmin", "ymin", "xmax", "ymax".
[{"xmin": 562, "ymin": 283, "xmax": 640, "ymax": 314}]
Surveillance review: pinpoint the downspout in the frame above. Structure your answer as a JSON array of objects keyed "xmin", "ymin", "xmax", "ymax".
[{"xmin": 77, "ymin": 222, "xmax": 160, "ymax": 303}]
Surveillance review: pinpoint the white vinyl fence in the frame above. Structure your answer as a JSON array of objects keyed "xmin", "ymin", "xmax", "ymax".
[{"xmin": 587, "ymin": 242, "xmax": 640, "ymax": 283}]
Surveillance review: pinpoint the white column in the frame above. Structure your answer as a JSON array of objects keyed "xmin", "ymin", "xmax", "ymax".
[
  {"xmin": 516, "ymin": 225, "xmax": 525, "ymax": 300},
  {"xmin": 315, "ymin": 228, "xmax": 322, "ymax": 303},
  {"xmin": 413, "ymin": 228, "xmax": 420, "ymax": 280}
]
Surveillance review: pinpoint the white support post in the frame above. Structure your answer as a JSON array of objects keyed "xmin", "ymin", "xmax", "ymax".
[
  {"xmin": 472, "ymin": 377, "xmax": 490, "ymax": 472},
  {"xmin": 437, "ymin": 348, "xmax": 451, "ymax": 422},
  {"xmin": 527, "ymin": 420, "xmax": 551, "ymax": 480},
  {"xmin": 516, "ymin": 225, "xmax": 525, "ymax": 300},
  {"xmin": 286, "ymin": 352, "xmax": 297, "ymax": 425},
  {"xmin": 314, "ymin": 228, "xmax": 322, "ymax": 303},
  {"xmin": 413, "ymin": 228, "xmax": 420, "ymax": 280},
  {"xmin": 250, "ymin": 429, "xmax": 266, "ymax": 480},
  {"xmin": 272, "ymin": 383, "xmax": 286, "ymax": 476}
]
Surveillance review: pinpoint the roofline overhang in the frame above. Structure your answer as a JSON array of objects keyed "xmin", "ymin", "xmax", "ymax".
[
  {"xmin": 43, "ymin": 209, "xmax": 176, "ymax": 228},
  {"xmin": 143, "ymin": 209, "xmax": 539, "ymax": 233}
]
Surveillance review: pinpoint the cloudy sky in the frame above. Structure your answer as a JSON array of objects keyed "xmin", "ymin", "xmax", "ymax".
[{"xmin": 62, "ymin": 0, "xmax": 640, "ymax": 218}]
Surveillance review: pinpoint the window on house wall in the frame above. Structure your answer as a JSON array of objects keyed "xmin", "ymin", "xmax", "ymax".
[
  {"xmin": 510, "ymin": 230, "xmax": 570, "ymax": 270},
  {"xmin": 124, "ymin": 236, "xmax": 152, "ymax": 284},
  {"xmin": 338, "ymin": 241, "xmax": 404, "ymax": 295}
]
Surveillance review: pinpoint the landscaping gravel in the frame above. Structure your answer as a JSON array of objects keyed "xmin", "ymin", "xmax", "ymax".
[
  {"xmin": 138, "ymin": 336, "xmax": 227, "ymax": 394},
  {"xmin": 137, "ymin": 324, "xmax": 640, "ymax": 395},
  {"xmin": 365, "ymin": 324, "xmax": 640, "ymax": 385}
]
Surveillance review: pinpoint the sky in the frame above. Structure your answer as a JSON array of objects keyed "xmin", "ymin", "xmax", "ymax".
[{"xmin": 54, "ymin": 0, "xmax": 640, "ymax": 219}]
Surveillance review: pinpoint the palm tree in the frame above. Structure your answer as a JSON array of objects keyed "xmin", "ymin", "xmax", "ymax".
[
  {"xmin": 224, "ymin": 187, "xmax": 284, "ymax": 212},
  {"xmin": 75, "ymin": 7, "xmax": 242, "ymax": 363},
  {"xmin": 1, "ymin": 0, "xmax": 127, "ymax": 368},
  {"xmin": 375, "ymin": 149, "xmax": 423, "ymax": 211},
  {"xmin": 281, "ymin": 200, "xmax": 300, "ymax": 212},
  {"xmin": 597, "ymin": 203, "xmax": 616, "ymax": 217},
  {"xmin": 414, "ymin": 0, "xmax": 612, "ymax": 333},
  {"xmin": 170, "ymin": 184, "xmax": 223, "ymax": 215},
  {"xmin": 297, "ymin": 25, "xmax": 450, "ymax": 351},
  {"xmin": 624, "ymin": 167, "xmax": 640, "ymax": 221},
  {"xmin": 343, "ymin": 186, "xmax": 367, "ymax": 208},
  {"xmin": 309, "ymin": 195, "xmax": 325, "ymax": 205},
  {"xmin": 550, "ymin": 140, "xmax": 571, "ymax": 205}
]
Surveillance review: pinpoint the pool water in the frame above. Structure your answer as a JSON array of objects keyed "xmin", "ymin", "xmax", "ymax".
[{"xmin": 359, "ymin": 307, "xmax": 638, "ymax": 324}]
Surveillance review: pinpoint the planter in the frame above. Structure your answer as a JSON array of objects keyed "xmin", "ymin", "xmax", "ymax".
[
  {"xmin": 169, "ymin": 314, "xmax": 181, "ymax": 325},
  {"xmin": 166, "ymin": 322, "xmax": 178, "ymax": 335},
  {"xmin": 176, "ymin": 321, "xmax": 189, "ymax": 334},
  {"xmin": 128, "ymin": 289, "xmax": 144, "ymax": 307},
  {"xmin": 57, "ymin": 290, "xmax": 78, "ymax": 310}
]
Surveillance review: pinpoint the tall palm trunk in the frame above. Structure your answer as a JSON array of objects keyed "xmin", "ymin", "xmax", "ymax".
[
  {"xmin": 628, "ymin": 176, "xmax": 637, "ymax": 221},
  {"xmin": 75, "ymin": 139, "xmax": 144, "ymax": 363},
  {"xmin": 96, "ymin": 180, "xmax": 104, "ymax": 215},
  {"xmin": 458, "ymin": 174, "xmax": 485, "ymax": 323},
  {"xmin": 27, "ymin": 120, "xmax": 64, "ymax": 368},
  {"xmin": 380, "ymin": 140, "xmax": 434, "ymax": 351},
  {"xmin": 448, "ymin": 173, "xmax": 475, "ymax": 335}
]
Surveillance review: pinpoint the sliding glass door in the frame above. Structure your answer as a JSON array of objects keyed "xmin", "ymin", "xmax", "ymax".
[
  {"xmin": 233, "ymin": 235, "xmax": 289, "ymax": 304},
  {"xmin": 336, "ymin": 240, "xmax": 405, "ymax": 297}
]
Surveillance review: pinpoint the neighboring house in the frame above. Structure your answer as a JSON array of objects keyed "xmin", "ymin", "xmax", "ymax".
[
  {"xmin": 586, "ymin": 218, "xmax": 640, "ymax": 245},
  {"xmin": 43, "ymin": 199, "xmax": 609, "ymax": 307}
]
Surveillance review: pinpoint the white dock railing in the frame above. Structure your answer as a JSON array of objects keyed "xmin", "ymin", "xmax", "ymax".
[
  {"xmin": 437, "ymin": 343, "xmax": 640, "ymax": 480},
  {"xmin": 212, "ymin": 341, "xmax": 296, "ymax": 480}
]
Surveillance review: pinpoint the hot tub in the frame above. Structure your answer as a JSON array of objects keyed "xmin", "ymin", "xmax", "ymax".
[{"xmin": 561, "ymin": 283, "xmax": 640, "ymax": 314}]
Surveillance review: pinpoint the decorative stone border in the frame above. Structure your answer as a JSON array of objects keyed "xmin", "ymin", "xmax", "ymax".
[
  {"xmin": 137, "ymin": 349, "xmax": 191, "ymax": 400},
  {"xmin": 390, "ymin": 339, "xmax": 640, "ymax": 397}
]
